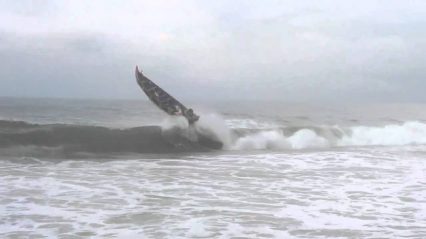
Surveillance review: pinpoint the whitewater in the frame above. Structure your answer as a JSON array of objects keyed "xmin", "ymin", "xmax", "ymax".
[{"xmin": 1, "ymin": 98, "xmax": 425, "ymax": 238}]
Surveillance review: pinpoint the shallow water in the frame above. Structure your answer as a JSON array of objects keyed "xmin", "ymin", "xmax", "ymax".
[
  {"xmin": 1, "ymin": 147, "xmax": 426, "ymax": 238},
  {"xmin": 1, "ymin": 98, "xmax": 426, "ymax": 238}
]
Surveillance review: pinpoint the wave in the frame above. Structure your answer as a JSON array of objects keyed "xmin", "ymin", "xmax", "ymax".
[
  {"xmin": 231, "ymin": 121, "xmax": 426, "ymax": 150},
  {"xmin": 1, "ymin": 118, "xmax": 426, "ymax": 158},
  {"xmin": 0, "ymin": 120, "xmax": 222, "ymax": 158}
]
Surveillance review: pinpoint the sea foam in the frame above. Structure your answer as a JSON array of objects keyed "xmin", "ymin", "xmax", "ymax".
[
  {"xmin": 162, "ymin": 115, "xmax": 426, "ymax": 150},
  {"xmin": 230, "ymin": 121, "xmax": 426, "ymax": 150}
]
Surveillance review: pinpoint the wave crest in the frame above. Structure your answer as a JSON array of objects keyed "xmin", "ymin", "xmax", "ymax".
[
  {"xmin": 1, "ymin": 119, "xmax": 426, "ymax": 157},
  {"xmin": 231, "ymin": 121, "xmax": 426, "ymax": 150}
]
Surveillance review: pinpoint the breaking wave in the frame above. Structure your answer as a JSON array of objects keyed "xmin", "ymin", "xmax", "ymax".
[
  {"xmin": 1, "ymin": 118, "xmax": 426, "ymax": 158},
  {"xmin": 231, "ymin": 121, "xmax": 426, "ymax": 150}
]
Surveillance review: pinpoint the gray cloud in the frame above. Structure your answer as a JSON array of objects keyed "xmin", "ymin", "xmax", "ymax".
[{"xmin": 0, "ymin": 0, "xmax": 425, "ymax": 102}]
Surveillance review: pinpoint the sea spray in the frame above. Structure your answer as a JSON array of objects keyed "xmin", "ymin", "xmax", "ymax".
[
  {"xmin": 159, "ymin": 114, "xmax": 231, "ymax": 148},
  {"xmin": 195, "ymin": 113, "xmax": 233, "ymax": 148},
  {"xmin": 160, "ymin": 116, "xmax": 189, "ymax": 131}
]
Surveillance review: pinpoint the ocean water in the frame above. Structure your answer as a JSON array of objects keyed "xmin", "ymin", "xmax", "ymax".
[{"xmin": 0, "ymin": 97, "xmax": 426, "ymax": 238}]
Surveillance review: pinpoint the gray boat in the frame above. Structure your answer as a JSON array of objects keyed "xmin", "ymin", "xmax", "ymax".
[{"xmin": 135, "ymin": 66, "xmax": 199, "ymax": 124}]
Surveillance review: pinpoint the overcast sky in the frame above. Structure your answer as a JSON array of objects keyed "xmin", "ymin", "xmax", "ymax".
[{"xmin": 0, "ymin": 0, "xmax": 425, "ymax": 102}]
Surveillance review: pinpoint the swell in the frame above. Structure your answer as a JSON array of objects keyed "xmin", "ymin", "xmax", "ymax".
[{"xmin": 0, "ymin": 120, "xmax": 221, "ymax": 158}]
